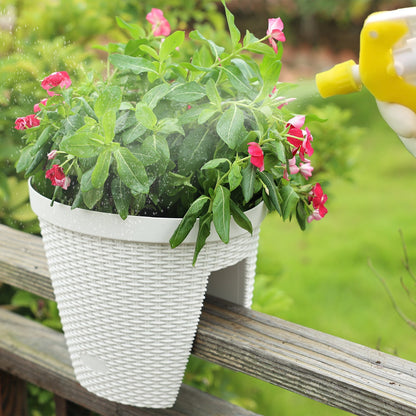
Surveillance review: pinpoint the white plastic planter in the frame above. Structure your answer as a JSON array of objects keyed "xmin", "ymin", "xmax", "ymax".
[{"xmin": 29, "ymin": 182, "xmax": 266, "ymax": 408}]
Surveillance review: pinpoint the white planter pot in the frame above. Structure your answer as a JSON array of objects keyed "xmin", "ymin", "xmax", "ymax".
[{"xmin": 29, "ymin": 182, "xmax": 266, "ymax": 408}]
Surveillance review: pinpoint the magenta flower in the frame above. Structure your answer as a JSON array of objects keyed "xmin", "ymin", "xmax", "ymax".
[
  {"xmin": 45, "ymin": 164, "xmax": 71, "ymax": 190},
  {"xmin": 14, "ymin": 114, "xmax": 40, "ymax": 130},
  {"xmin": 309, "ymin": 183, "xmax": 328, "ymax": 221},
  {"xmin": 34, "ymin": 98, "xmax": 48, "ymax": 112},
  {"xmin": 286, "ymin": 115, "xmax": 314, "ymax": 161},
  {"xmin": 267, "ymin": 18, "xmax": 286, "ymax": 53},
  {"xmin": 41, "ymin": 71, "xmax": 71, "ymax": 96},
  {"xmin": 248, "ymin": 142, "xmax": 264, "ymax": 171},
  {"xmin": 146, "ymin": 8, "xmax": 171, "ymax": 37}
]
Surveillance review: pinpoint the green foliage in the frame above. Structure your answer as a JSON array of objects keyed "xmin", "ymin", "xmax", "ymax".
[{"xmin": 16, "ymin": 4, "xmax": 330, "ymax": 261}]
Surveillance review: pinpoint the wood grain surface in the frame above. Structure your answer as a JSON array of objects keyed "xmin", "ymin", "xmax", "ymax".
[{"xmin": 1, "ymin": 224, "xmax": 416, "ymax": 415}]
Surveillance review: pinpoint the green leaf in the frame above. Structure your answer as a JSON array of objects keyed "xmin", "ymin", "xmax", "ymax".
[
  {"xmin": 91, "ymin": 148, "xmax": 112, "ymax": 189},
  {"xmin": 280, "ymin": 185, "xmax": 300, "ymax": 220},
  {"xmin": 221, "ymin": 65, "xmax": 253, "ymax": 97},
  {"xmin": 243, "ymin": 31, "xmax": 275, "ymax": 55},
  {"xmin": 79, "ymin": 98, "xmax": 98, "ymax": 121},
  {"xmin": 216, "ymin": 105, "xmax": 246, "ymax": 149},
  {"xmin": 138, "ymin": 43, "xmax": 160, "ymax": 60},
  {"xmin": 193, "ymin": 212, "xmax": 213, "ymax": 265},
  {"xmin": 94, "ymin": 86, "xmax": 122, "ymax": 120},
  {"xmin": 60, "ymin": 133, "xmax": 104, "ymax": 158},
  {"xmin": 143, "ymin": 83, "xmax": 171, "ymax": 109},
  {"xmin": 109, "ymin": 54, "xmax": 158, "ymax": 75},
  {"xmin": 80, "ymin": 168, "xmax": 94, "ymax": 192},
  {"xmin": 241, "ymin": 163, "xmax": 256, "ymax": 203},
  {"xmin": 82, "ymin": 187, "xmax": 103, "ymax": 209},
  {"xmin": 198, "ymin": 107, "xmax": 218, "ymax": 124},
  {"xmin": 32, "ymin": 126, "xmax": 52, "ymax": 154},
  {"xmin": 192, "ymin": 45, "xmax": 215, "ymax": 68},
  {"xmin": 257, "ymin": 54, "xmax": 282, "ymax": 102},
  {"xmin": 111, "ymin": 177, "xmax": 130, "ymax": 219},
  {"xmin": 229, "ymin": 161, "xmax": 242, "ymax": 191},
  {"xmin": 116, "ymin": 16, "xmax": 145, "ymax": 38},
  {"xmin": 101, "ymin": 110, "xmax": 116, "ymax": 143},
  {"xmin": 122, "ymin": 123, "xmax": 147, "ymax": 144},
  {"xmin": 258, "ymin": 171, "xmax": 281, "ymax": 215},
  {"xmin": 126, "ymin": 39, "xmax": 150, "ymax": 57},
  {"xmin": 230, "ymin": 200, "xmax": 253, "ymax": 234},
  {"xmin": 189, "ymin": 30, "xmax": 225, "ymax": 59},
  {"xmin": 169, "ymin": 195, "xmax": 210, "ymax": 248},
  {"xmin": 213, "ymin": 185, "xmax": 231, "ymax": 243},
  {"xmin": 158, "ymin": 118, "xmax": 185, "ymax": 136},
  {"xmin": 141, "ymin": 135, "xmax": 170, "ymax": 171},
  {"xmin": 205, "ymin": 78, "xmax": 221, "ymax": 108},
  {"xmin": 114, "ymin": 147, "xmax": 149, "ymax": 194},
  {"xmin": 221, "ymin": 0, "xmax": 241, "ymax": 48},
  {"xmin": 135, "ymin": 102, "xmax": 157, "ymax": 130},
  {"xmin": 201, "ymin": 158, "xmax": 230, "ymax": 170},
  {"xmin": 178, "ymin": 129, "xmax": 216, "ymax": 175},
  {"xmin": 16, "ymin": 145, "xmax": 34, "ymax": 174},
  {"xmin": 296, "ymin": 200, "xmax": 307, "ymax": 231},
  {"xmin": 166, "ymin": 82, "xmax": 206, "ymax": 102},
  {"xmin": 25, "ymin": 141, "xmax": 50, "ymax": 176},
  {"xmin": 159, "ymin": 30, "xmax": 185, "ymax": 61}
]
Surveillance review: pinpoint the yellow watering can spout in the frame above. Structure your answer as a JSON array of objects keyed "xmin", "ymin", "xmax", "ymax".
[{"xmin": 316, "ymin": 60, "xmax": 362, "ymax": 98}]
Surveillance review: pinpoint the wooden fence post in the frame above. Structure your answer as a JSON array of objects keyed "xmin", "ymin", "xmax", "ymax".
[{"xmin": 0, "ymin": 370, "xmax": 28, "ymax": 416}]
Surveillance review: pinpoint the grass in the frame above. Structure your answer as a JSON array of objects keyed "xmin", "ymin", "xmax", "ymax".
[{"xmin": 188, "ymin": 84, "xmax": 416, "ymax": 415}]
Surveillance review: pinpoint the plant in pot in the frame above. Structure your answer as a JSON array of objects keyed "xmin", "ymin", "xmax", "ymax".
[{"xmin": 14, "ymin": 2, "xmax": 328, "ymax": 409}]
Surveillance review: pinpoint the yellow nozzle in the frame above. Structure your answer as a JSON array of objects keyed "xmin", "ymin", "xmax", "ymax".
[{"xmin": 316, "ymin": 60, "xmax": 362, "ymax": 98}]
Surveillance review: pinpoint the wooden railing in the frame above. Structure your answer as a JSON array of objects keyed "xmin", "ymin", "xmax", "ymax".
[{"xmin": 1, "ymin": 223, "xmax": 416, "ymax": 416}]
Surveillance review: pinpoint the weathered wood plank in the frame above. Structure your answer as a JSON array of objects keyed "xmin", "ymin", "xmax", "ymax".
[
  {"xmin": 0, "ymin": 308, "xmax": 259, "ymax": 416},
  {"xmin": 0, "ymin": 371, "xmax": 28, "ymax": 416},
  {"xmin": 1, "ymin": 224, "xmax": 416, "ymax": 415},
  {"xmin": 0, "ymin": 225, "xmax": 53, "ymax": 300},
  {"xmin": 196, "ymin": 298, "xmax": 416, "ymax": 416}
]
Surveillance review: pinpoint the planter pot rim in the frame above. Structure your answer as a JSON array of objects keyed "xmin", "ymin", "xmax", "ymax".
[{"xmin": 29, "ymin": 181, "xmax": 267, "ymax": 243}]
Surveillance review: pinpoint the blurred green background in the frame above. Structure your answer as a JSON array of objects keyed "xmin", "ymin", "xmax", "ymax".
[{"xmin": 1, "ymin": 0, "xmax": 416, "ymax": 415}]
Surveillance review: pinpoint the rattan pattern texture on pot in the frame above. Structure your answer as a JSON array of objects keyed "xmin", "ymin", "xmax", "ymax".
[{"xmin": 39, "ymin": 218, "xmax": 260, "ymax": 408}]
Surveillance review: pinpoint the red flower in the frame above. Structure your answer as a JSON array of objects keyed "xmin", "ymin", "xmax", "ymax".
[
  {"xmin": 286, "ymin": 115, "xmax": 314, "ymax": 161},
  {"xmin": 41, "ymin": 71, "xmax": 71, "ymax": 96},
  {"xmin": 34, "ymin": 98, "xmax": 48, "ymax": 112},
  {"xmin": 45, "ymin": 164, "xmax": 71, "ymax": 190},
  {"xmin": 308, "ymin": 183, "xmax": 328, "ymax": 221},
  {"xmin": 267, "ymin": 18, "xmax": 286, "ymax": 53},
  {"xmin": 14, "ymin": 114, "xmax": 40, "ymax": 130},
  {"xmin": 146, "ymin": 8, "xmax": 171, "ymax": 37},
  {"xmin": 248, "ymin": 142, "xmax": 264, "ymax": 171}
]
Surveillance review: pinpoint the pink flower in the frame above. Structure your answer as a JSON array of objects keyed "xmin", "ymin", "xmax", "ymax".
[
  {"xmin": 267, "ymin": 18, "xmax": 286, "ymax": 53},
  {"xmin": 248, "ymin": 142, "xmax": 264, "ymax": 171},
  {"xmin": 286, "ymin": 115, "xmax": 314, "ymax": 161},
  {"xmin": 41, "ymin": 71, "xmax": 71, "ymax": 96},
  {"xmin": 308, "ymin": 183, "xmax": 327, "ymax": 221},
  {"xmin": 299, "ymin": 159, "xmax": 314, "ymax": 179},
  {"xmin": 47, "ymin": 150, "xmax": 58, "ymax": 160},
  {"xmin": 146, "ymin": 8, "xmax": 171, "ymax": 37},
  {"xmin": 283, "ymin": 157, "xmax": 299, "ymax": 180},
  {"xmin": 45, "ymin": 164, "xmax": 71, "ymax": 190},
  {"xmin": 34, "ymin": 98, "xmax": 48, "ymax": 112},
  {"xmin": 14, "ymin": 114, "xmax": 40, "ymax": 130},
  {"xmin": 269, "ymin": 88, "xmax": 296, "ymax": 109},
  {"xmin": 307, "ymin": 209, "xmax": 324, "ymax": 223}
]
